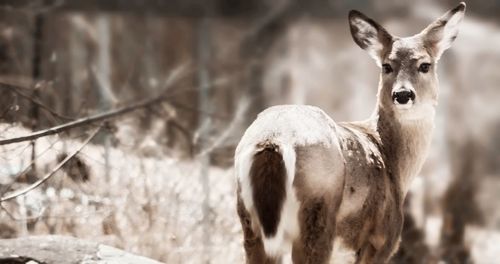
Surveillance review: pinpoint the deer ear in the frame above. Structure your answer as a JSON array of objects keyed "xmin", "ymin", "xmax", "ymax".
[
  {"xmin": 420, "ymin": 2, "xmax": 466, "ymax": 60},
  {"xmin": 349, "ymin": 10, "xmax": 393, "ymax": 65}
]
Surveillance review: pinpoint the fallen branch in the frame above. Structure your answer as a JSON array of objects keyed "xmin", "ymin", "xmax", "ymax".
[
  {"xmin": 0, "ymin": 126, "xmax": 101, "ymax": 202},
  {"xmin": 0, "ymin": 91, "xmax": 169, "ymax": 145},
  {"xmin": 0, "ymin": 62, "xmax": 192, "ymax": 145},
  {"xmin": 0, "ymin": 92, "xmax": 232, "ymax": 146}
]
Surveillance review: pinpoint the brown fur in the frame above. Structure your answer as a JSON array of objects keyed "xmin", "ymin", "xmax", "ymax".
[
  {"xmin": 292, "ymin": 144, "xmax": 344, "ymax": 264},
  {"xmin": 334, "ymin": 122, "xmax": 404, "ymax": 263},
  {"xmin": 249, "ymin": 145, "xmax": 287, "ymax": 237}
]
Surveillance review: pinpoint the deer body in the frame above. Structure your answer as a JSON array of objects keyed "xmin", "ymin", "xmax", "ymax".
[{"xmin": 235, "ymin": 3, "xmax": 465, "ymax": 263}]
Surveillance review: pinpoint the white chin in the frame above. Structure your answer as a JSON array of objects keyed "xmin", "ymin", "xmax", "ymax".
[
  {"xmin": 396, "ymin": 102, "xmax": 436, "ymax": 121},
  {"xmin": 394, "ymin": 100, "xmax": 414, "ymax": 110}
]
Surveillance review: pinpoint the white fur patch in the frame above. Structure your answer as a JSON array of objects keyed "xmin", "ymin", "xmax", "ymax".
[
  {"xmin": 396, "ymin": 101, "xmax": 436, "ymax": 122},
  {"xmin": 261, "ymin": 143, "xmax": 300, "ymax": 257},
  {"xmin": 235, "ymin": 146, "xmax": 257, "ymax": 211},
  {"xmin": 330, "ymin": 237, "xmax": 357, "ymax": 264},
  {"xmin": 394, "ymin": 98, "xmax": 414, "ymax": 110}
]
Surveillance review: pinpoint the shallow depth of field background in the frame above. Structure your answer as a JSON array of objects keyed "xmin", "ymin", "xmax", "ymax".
[{"xmin": 0, "ymin": 0, "xmax": 499, "ymax": 263}]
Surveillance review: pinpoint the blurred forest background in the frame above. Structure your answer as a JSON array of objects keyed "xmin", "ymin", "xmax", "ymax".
[{"xmin": 0, "ymin": 0, "xmax": 499, "ymax": 263}]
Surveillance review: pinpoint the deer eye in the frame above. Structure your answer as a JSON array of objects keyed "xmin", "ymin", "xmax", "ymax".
[
  {"xmin": 382, "ymin": 64, "xmax": 393, "ymax": 74},
  {"xmin": 418, "ymin": 63, "xmax": 431, "ymax": 73}
]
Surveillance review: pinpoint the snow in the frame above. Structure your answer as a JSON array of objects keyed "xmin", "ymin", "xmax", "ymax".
[{"xmin": 0, "ymin": 124, "xmax": 244, "ymax": 263}]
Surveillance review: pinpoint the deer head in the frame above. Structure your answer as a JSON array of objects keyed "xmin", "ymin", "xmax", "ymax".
[{"xmin": 349, "ymin": 3, "xmax": 466, "ymax": 121}]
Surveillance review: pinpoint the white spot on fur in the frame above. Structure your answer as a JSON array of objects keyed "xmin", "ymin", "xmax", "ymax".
[{"xmin": 340, "ymin": 127, "xmax": 383, "ymax": 166}]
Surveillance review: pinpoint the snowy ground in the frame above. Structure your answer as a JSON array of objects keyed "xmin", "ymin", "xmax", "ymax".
[
  {"xmin": 0, "ymin": 124, "xmax": 244, "ymax": 263},
  {"xmin": 1, "ymin": 123, "xmax": 499, "ymax": 263}
]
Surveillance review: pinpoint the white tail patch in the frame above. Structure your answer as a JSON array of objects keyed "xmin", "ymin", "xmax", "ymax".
[{"xmin": 261, "ymin": 143, "xmax": 300, "ymax": 257}]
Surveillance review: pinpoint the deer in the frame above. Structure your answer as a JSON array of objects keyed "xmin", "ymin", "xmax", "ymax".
[{"xmin": 234, "ymin": 2, "xmax": 466, "ymax": 264}]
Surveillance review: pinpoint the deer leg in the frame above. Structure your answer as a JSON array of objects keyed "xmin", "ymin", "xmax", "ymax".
[
  {"xmin": 359, "ymin": 208, "xmax": 403, "ymax": 263},
  {"xmin": 237, "ymin": 194, "xmax": 278, "ymax": 264},
  {"xmin": 371, "ymin": 221, "xmax": 403, "ymax": 263},
  {"xmin": 292, "ymin": 197, "xmax": 337, "ymax": 264},
  {"xmin": 355, "ymin": 243, "xmax": 376, "ymax": 264}
]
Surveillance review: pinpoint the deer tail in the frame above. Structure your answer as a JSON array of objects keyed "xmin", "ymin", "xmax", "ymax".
[{"xmin": 249, "ymin": 143, "xmax": 287, "ymax": 238}]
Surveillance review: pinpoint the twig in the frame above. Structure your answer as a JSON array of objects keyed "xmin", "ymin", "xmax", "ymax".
[
  {"xmin": 197, "ymin": 98, "xmax": 249, "ymax": 157},
  {"xmin": 1, "ymin": 83, "xmax": 74, "ymax": 121},
  {"xmin": 169, "ymin": 101, "xmax": 230, "ymax": 120},
  {"xmin": 0, "ymin": 202, "xmax": 45, "ymax": 221},
  {"xmin": 0, "ymin": 126, "xmax": 101, "ymax": 202},
  {"xmin": 148, "ymin": 105, "xmax": 194, "ymax": 155},
  {"xmin": 0, "ymin": 135, "xmax": 63, "ymax": 196}
]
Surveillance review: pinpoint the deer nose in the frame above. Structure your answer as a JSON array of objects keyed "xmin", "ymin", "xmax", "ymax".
[{"xmin": 392, "ymin": 89, "xmax": 415, "ymax": 105}]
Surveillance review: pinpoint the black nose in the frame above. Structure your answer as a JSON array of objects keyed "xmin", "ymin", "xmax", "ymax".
[{"xmin": 392, "ymin": 90, "xmax": 415, "ymax": 105}]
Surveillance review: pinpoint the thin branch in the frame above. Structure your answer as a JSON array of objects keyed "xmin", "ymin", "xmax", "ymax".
[
  {"xmin": 0, "ymin": 91, "xmax": 168, "ymax": 145},
  {"xmin": 0, "ymin": 135, "xmax": 63, "ymax": 196},
  {"xmin": 0, "ymin": 75, "xmax": 34, "ymax": 90},
  {"xmin": 0, "ymin": 92, "xmax": 233, "ymax": 146},
  {"xmin": 0, "ymin": 203, "xmax": 18, "ymax": 220},
  {"xmin": 0, "ymin": 126, "xmax": 101, "ymax": 202},
  {"xmin": 1, "ymin": 83, "xmax": 74, "ymax": 121}
]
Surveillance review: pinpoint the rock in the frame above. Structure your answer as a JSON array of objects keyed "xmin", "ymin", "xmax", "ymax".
[{"xmin": 0, "ymin": 235, "xmax": 164, "ymax": 264}]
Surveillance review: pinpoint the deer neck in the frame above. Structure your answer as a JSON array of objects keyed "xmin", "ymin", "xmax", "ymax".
[{"xmin": 373, "ymin": 105, "xmax": 435, "ymax": 197}]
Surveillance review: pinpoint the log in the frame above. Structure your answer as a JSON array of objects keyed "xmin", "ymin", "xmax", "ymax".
[{"xmin": 0, "ymin": 235, "xmax": 164, "ymax": 264}]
